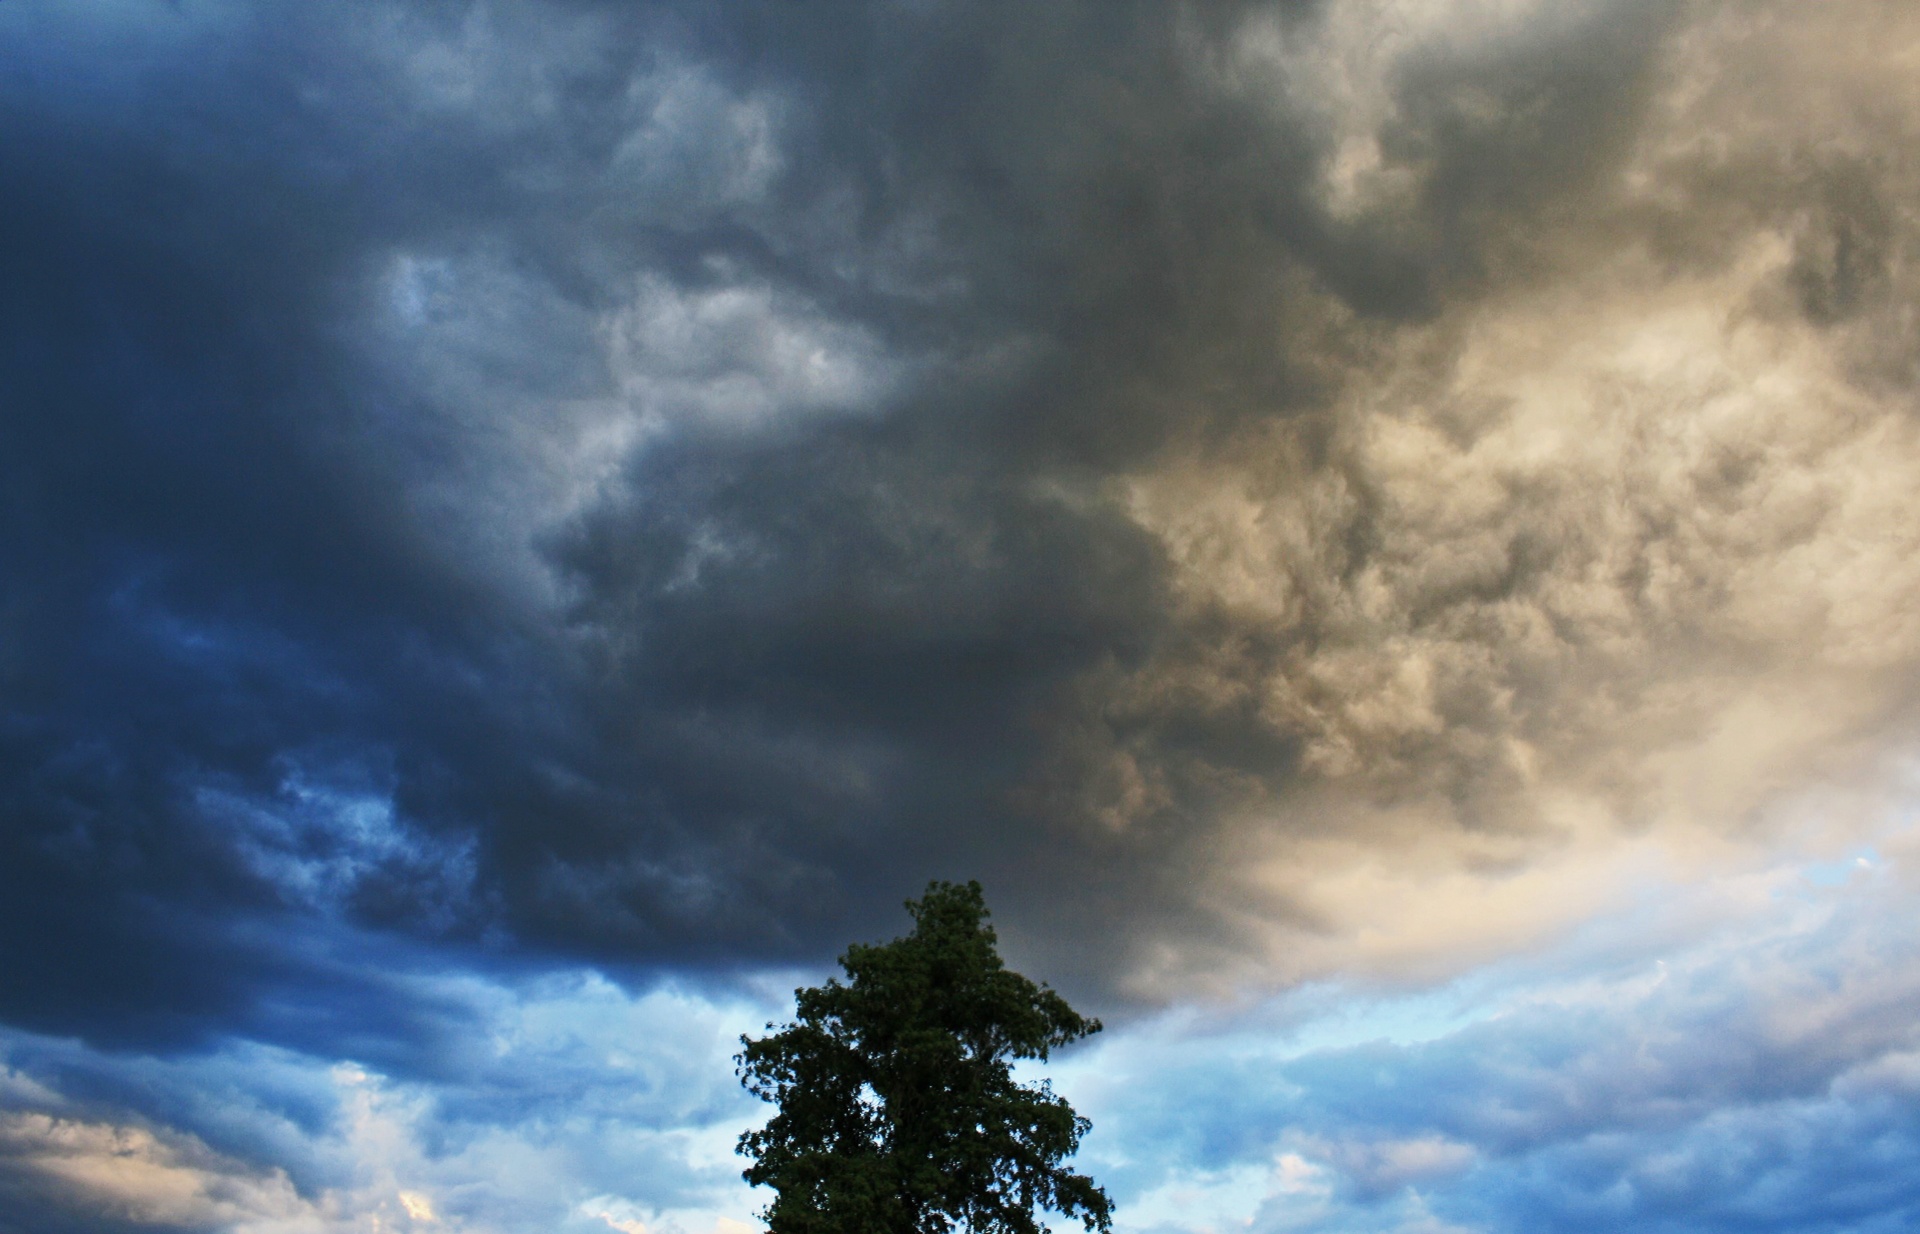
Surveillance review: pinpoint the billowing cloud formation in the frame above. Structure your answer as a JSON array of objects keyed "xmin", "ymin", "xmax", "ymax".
[
  {"xmin": 0, "ymin": 1108, "xmax": 314, "ymax": 1234},
  {"xmin": 5, "ymin": 0, "xmax": 1920, "ymax": 1227},
  {"xmin": 1086, "ymin": 0, "xmax": 1920, "ymax": 992},
  {"xmin": 3, "ymin": 0, "xmax": 1917, "ymax": 1012},
  {"xmin": 1063, "ymin": 816, "xmax": 1920, "ymax": 1233},
  {"xmin": 0, "ymin": 974, "xmax": 774, "ymax": 1234}
]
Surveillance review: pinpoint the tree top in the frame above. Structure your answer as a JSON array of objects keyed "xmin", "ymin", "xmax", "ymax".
[{"xmin": 737, "ymin": 880, "xmax": 1112, "ymax": 1234}]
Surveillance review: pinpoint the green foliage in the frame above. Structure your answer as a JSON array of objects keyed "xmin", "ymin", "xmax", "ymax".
[{"xmin": 736, "ymin": 881, "xmax": 1113, "ymax": 1234}]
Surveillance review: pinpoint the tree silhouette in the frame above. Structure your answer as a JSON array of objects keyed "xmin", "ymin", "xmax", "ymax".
[{"xmin": 737, "ymin": 880, "xmax": 1112, "ymax": 1234}]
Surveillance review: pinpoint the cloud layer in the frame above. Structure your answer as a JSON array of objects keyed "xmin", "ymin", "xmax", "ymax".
[
  {"xmin": 5, "ymin": 1, "xmax": 1920, "ymax": 1229},
  {"xmin": 1065, "ymin": 816, "xmax": 1920, "ymax": 1233}
]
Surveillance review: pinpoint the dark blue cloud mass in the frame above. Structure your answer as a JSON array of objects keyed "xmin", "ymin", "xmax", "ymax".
[{"xmin": 0, "ymin": 0, "xmax": 1216, "ymax": 1051}]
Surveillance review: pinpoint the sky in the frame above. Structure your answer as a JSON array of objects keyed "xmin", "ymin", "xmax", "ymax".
[{"xmin": 4, "ymin": 0, "xmax": 1920, "ymax": 1231}]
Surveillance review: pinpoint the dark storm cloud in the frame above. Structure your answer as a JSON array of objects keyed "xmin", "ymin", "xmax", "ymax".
[
  {"xmin": 1, "ymin": 0, "xmax": 1340, "ymax": 1041},
  {"xmin": 6, "ymin": 0, "xmax": 1917, "ymax": 1078},
  {"xmin": 0, "ymin": 0, "xmax": 649, "ymax": 1047},
  {"xmin": 526, "ymin": 0, "xmax": 1705, "ymax": 990}
]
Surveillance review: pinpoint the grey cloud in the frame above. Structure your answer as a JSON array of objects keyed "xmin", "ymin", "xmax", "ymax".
[
  {"xmin": 529, "ymin": 0, "xmax": 1725, "ymax": 993},
  {"xmin": 5, "ymin": 0, "xmax": 1918, "ymax": 1066}
]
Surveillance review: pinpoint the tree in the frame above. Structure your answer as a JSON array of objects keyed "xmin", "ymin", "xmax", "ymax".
[{"xmin": 736, "ymin": 880, "xmax": 1112, "ymax": 1234}]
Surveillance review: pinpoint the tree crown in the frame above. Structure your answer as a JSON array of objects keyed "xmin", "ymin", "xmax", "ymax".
[{"xmin": 737, "ymin": 880, "xmax": 1111, "ymax": 1234}]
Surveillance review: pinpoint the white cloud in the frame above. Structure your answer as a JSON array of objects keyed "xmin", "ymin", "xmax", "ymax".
[
  {"xmin": 0, "ymin": 1111, "xmax": 328, "ymax": 1233},
  {"xmin": 603, "ymin": 271, "xmax": 904, "ymax": 437},
  {"xmin": 1053, "ymin": 808, "xmax": 1920, "ymax": 1232},
  {"xmin": 0, "ymin": 972, "xmax": 785, "ymax": 1234}
]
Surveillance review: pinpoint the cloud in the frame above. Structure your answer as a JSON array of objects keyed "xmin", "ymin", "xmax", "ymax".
[
  {"xmin": 0, "ymin": 970, "xmax": 780, "ymax": 1234},
  {"xmin": 1001, "ymin": 0, "xmax": 1920, "ymax": 992},
  {"xmin": 0, "ymin": 1111, "xmax": 321, "ymax": 1233},
  {"xmin": 12, "ymin": 2, "xmax": 1920, "ymax": 1229},
  {"xmin": 1044, "ymin": 819, "xmax": 1920, "ymax": 1233},
  {"xmin": 2, "ymin": 0, "xmax": 1919, "ymax": 1076},
  {"xmin": 602, "ymin": 271, "xmax": 906, "ymax": 435}
]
